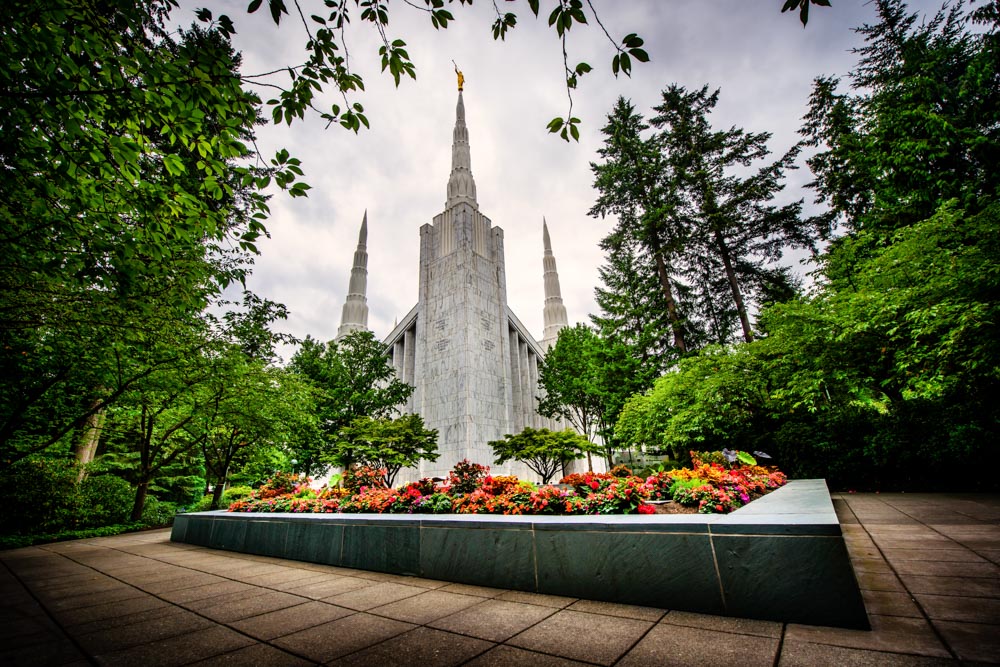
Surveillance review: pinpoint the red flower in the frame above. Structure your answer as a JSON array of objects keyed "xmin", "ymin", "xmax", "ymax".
[{"xmin": 637, "ymin": 504, "xmax": 655, "ymax": 515}]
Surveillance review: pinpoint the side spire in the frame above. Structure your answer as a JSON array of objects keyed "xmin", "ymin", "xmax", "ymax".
[
  {"xmin": 446, "ymin": 87, "xmax": 478, "ymax": 210},
  {"xmin": 336, "ymin": 210, "xmax": 370, "ymax": 341},
  {"xmin": 541, "ymin": 217, "xmax": 569, "ymax": 351}
]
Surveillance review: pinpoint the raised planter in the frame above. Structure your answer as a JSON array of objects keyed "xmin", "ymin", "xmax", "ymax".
[{"xmin": 170, "ymin": 478, "xmax": 868, "ymax": 629}]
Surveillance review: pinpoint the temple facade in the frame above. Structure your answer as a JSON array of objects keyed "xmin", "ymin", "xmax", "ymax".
[{"xmin": 334, "ymin": 87, "xmax": 579, "ymax": 481}]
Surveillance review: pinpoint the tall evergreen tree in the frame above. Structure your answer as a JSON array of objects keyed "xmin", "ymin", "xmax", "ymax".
[
  {"xmin": 590, "ymin": 99, "xmax": 690, "ymax": 354},
  {"xmin": 801, "ymin": 0, "xmax": 1000, "ymax": 240},
  {"xmin": 650, "ymin": 84, "xmax": 813, "ymax": 343}
]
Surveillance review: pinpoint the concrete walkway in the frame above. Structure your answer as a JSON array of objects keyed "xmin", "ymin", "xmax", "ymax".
[{"xmin": 1, "ymin": 492, "xmax": 997, "ymax": 666}]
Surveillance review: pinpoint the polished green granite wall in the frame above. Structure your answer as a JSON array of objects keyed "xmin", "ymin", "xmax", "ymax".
[{"xmin": 171, "ymin": 479, "xmax": 869, "ymax": 629}]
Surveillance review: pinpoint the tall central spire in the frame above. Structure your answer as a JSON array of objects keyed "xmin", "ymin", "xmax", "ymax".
[{"xmin": 446, "ymin": 90, "xmax": 478, "ymax": 210}]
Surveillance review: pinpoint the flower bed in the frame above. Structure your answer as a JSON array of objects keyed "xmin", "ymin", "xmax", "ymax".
[{"xmin": 227, "ymin": 451, "xmax": 787, "ymax": 517}]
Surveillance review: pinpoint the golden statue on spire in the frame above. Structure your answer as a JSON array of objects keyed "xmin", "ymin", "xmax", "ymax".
[{"xmin": 452, "ymin": 61, "xmax": 464, "ymax": 91}]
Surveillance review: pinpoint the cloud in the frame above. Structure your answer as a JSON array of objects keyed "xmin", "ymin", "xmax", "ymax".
[{"xmin": 179, "ymin": 0, "xmax": 945, "ymax": 360}]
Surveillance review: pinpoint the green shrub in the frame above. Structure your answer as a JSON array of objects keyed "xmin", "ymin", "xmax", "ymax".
[
  {"xmin": 77, "ymin": 475, "xmax": 133, "ymax": 528},
  {"xmin": 223, "ymin": 486, "xmax": 253, "ymax": 503},
  {"xmin": 184, "ymin": 495, "xmax": 214, "ymax": 513},
  {"xmin": 0, "ymin": 523, "xmax": 147, "ymax": 550},
  {"xmin": 140, "ymin": 497, "xmax": 178, "ymax": 527},
  {"xmin": 0, "ymin": 457, "xmax": 80, "ymax": 534}
]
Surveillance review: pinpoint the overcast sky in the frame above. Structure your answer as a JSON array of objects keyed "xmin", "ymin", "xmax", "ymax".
[{"xmin": 173, "ymin": 1, "xmax": 943, "ymax": 360}]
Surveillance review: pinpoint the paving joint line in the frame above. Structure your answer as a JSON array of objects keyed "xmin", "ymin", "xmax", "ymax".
[
  {"xmin": 842, "ymin": 494, "xmax": 963, "ymax": 664},
  {"xmin": 1, "ymin": 551, "xmax": 101, "ymax": 666},
  {"xmin": 40, "ymin": 539, "xmax": 322, "ymax": 666}
]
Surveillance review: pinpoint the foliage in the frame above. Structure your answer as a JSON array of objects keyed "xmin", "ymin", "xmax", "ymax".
[
  {"xmin": 448, "ymin": 460, "xmax": 490, "ymax": 495},
  {"xmin": 0, "ymin": 458, "xmax": 82, "ymax": 534},
  {"xmin": 228, "ymin": 454, "xmax": 786, "ymax": 516},
  {"xmin": 489, "ymin": 427, "xmax": 597, "ymax": 484},
  {"xmin": 139, "ymin": 498, "xmax": 178, "ymax": 527},
  {"xmin": 328, "ymin": 414, "xmax": 438, "ymax": 487},
  {"xmin": 1, "ymin": 523, "xmax": 148, "ymax": 550},
  {"xmin": 342, "ymin": 466, "xmax": 388, "ymax": 493},
  {"xmin": 77, "ymin": 475, "xmax": 134, "ymax": 528},
  {"xmin": 0, "ymin": 6, "xmax": 280, "ymax": 470},
  {"xmin": 801, "ymin": 0, "xmax": 1000, "ymax": 239},
  {"xmin": 538, "ymin": 324, "xmax": 656, "ymax": 465},
  {"xmin": 288, "ymin": 332, "xmax": 414, "ymax": 474},
  {"xmin": 591, "ymin": 87, "xmax": 816, "ymax": 349}
]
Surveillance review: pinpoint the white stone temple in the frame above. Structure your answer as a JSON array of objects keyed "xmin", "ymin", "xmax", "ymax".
[{"xmin": 333, "ymin": 83, "xmax": 577, "ymax": 481}]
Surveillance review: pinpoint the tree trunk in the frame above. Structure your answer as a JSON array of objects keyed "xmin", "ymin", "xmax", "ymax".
[
  {"xmin": 130, "ymin": 479, "xmax": 149, "ymax": 523},
  {"xmin": 649, "ymin": 241, "xmax": 687, "ymax": 353},
  {"xmin": 72, "ymin": 400, "xmax": 105, "ymax": 482},
  {"xmin": 210, "ymin": 480, "xmax": 226, "ymax": 510},
  {"xmin": 713, "ymin": 229, "xmax": 754, "ymax": 343}
]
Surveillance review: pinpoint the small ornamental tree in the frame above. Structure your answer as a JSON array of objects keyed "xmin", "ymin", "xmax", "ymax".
[
  {"xmin": 489, "ymin": 427, "xmax": 598, "ymax": 484},
  {"xmin": 331, "ymin": 414, "xmax": 439, "ymax": 487}
]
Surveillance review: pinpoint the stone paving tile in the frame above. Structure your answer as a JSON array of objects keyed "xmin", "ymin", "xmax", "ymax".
[
  {"xmin": 187, "ymin": 643, "xmax": 315, "ymax": 666},
  {"xmin": 242, "ymin": 567, "xmax": 326, "ymax": 587},
  {"xmin": 882, "ymin": 548, "xmax": 988, "ymax": 563},
  {"xmin": 157, "ymin": 579, "xmax": 259, "ymax": 604},
  {"xmin": 369, "ymin": 589, "xmax": 484, "ymax": 624},
  {"xmin": 330, "ymin": 626, "xmax": 493, "ymax": 667},
  {"xmin": 494, "ymin": 590, "xmax": 577, "ymax": 608},
  {"xmin": 271, "ymin": 612, "xmax": 415, "ymax": 663},
  {"xmin": 913, "ymin": 593, "xmax": 1000, "ymax": 624},
  {"xmin": 845, "ymin": 543, "xmax": 884, "ymax": 560},
  {"xmin": 43, "ymin": 583, "xmax": 148, "ymax": 611},
  {"xmin": 507, "ymin": 609, "xmax": 653, "ymax": 666},
  {"xmin": 861, "ymin": 590, "xmax": 924, "ymax": 618},
  {"xmin": 617, "ymin": 622, "xmax": 779, "ymax": 667},
  {"xmin": 982, "ymin": 549, "xmax": 1000, "ymax": 566},
  {"xmin": 65, "ymin": 602, "xmax": 189, "ymax": 637},
  {"xmin": 778, "ymin": 641, "xmax": 958, "ymax": 666},
  {"xmin": 285, "ymin": 574, "xmax": 373, "ymax": 600},
  {"xmin": 659, "ymin": 610, "xmax": 783, "ymax": 638},
  {"xmin": 852, "ymin": 558, "xmax": 895, "ymax": 574},
  {"xmin": 436, "ymin": 582, "xmax": 506, "ymax": 598},
  {"xmin": 72, "ymin": 609, "xmax": 213, "ymax": 653},
  {"xmin": 900, "ymin": 574, "xmax": 1000, "ymax": 598},
  {"xmin": 932, "ymin": 620, "xmax": 1000, "ymax": 663},
  {"xmin": 0, "ymin": 635, "xmax": 87, "ymax": 665},
  {"xmin": 566, "ymin": 599, "xmax": 667, "ymax": 622},
  {"xmin": 263, "ymin": 571, "xmax": 340, "ymax": 593},
  {"xmin": 856, "ymin": 570, "xmax": 907, "ymax": 592},
  {"xmin": 220, "ymin": 565, "xmax": 297, "ymax": 581},
  {"xmin": 428, "ymin": 599, "xmax": 558, "ymax": 643},
  {"xmin": 194, "ymin": 589, "xmax": 309, "ymax": 623},
  {"xmin": 132, "ymin": 572, "xmax": 225, "ymax": 594},
  {"xmin": 464, "ymin": 645, "xmax": 592, "ymax": 667},
  {"xmin": 31, "ymin": 577, "xmax": 126, "ymax": 598},
  {"xmin": 229, "ymin": 600, "xmax": 355, "ymax": 640},
  {"xmin": 94, "ymin": 624, "xmax": 255, "ymax": 667},
  {"xmin": 55, "ymin": 594, "xmax": 171, "ymax": 627},
  {"xmin": 182, "ymin": 585, "xmax": 276, "ymax": 612},
  {"xmin": 784, "ymin": 614, "xmax": 951, "ymax": 658},
  {"xmin": 323, "ymin": 581, "xmax": 427, "ymax": 611},
  {"xmin": 893, "ymin": 560, "xmax": 1000, "ymax": 578},
  {"xmin": 375, "ymin": 574, "xmax": 451, "ymax": 589}
]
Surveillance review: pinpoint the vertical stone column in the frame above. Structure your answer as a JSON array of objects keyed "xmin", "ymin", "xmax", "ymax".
[
  {"xmin": 509, "ymin": 328, "xmax": 523, "ymax": 430},
  {"xmin": 529, "ymin": 352, "xmax": 540, "ymax": 428}
]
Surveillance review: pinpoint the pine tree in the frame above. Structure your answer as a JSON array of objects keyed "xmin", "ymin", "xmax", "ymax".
[{"xmin": 650, "ymin": 84, "xmax": 813, "ymax": 343}]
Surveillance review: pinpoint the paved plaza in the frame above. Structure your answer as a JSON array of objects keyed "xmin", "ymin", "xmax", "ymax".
[{"xmin": 2, "ymin": 492, "xmax": 998, "ymax": 666}]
